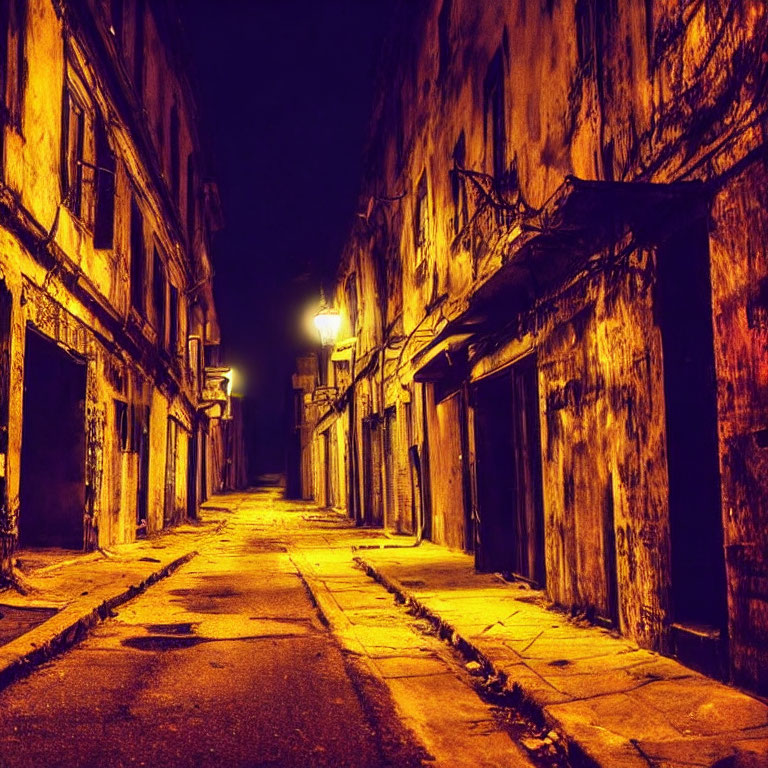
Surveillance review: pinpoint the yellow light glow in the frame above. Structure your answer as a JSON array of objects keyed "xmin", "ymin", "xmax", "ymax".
[
  {"xmin": 223, "ymin": 368, "xmax": 235, "ymax": 395},
  {"xmin": 313, "ymin": 308, "xmax": 341, "ymax": 346}
]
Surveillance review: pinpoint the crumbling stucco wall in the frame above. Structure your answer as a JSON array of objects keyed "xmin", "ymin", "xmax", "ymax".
[
  {"xmin": 536, "ymin": 262, "xmax": 671, "ymax": 646},
  {"xmin": 0, "ymin": 0, "xmax": 222, "ymax": 574},
  {"xmin": 305, "ymin": 0, "xmax": 768, "ymax": 692}
]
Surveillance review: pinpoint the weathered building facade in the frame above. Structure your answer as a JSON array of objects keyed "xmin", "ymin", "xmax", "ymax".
[
  {"xmin": 0, "ymin": 0, "xmax": 230, "ymax": 576},
  {"xmin": 296, "ymin": 0, "xmax": 768, "ymax": 695}
]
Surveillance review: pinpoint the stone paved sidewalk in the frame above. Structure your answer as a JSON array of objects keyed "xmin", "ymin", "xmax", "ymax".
[
  {"xmin": 1, "ymin": 490, "xmax": 766, "ymax": 768},
  {"xmin": 351, "ymin": 542, "xmax": 768, "ymax": 768},
  {"xmin": 211, "ymin": 492, "xmax": 768, "ymax": 768},
  {"xmin": 288, "ymin": 543, "xmax": 538, "ymax": 767},
  {"xmin": 0, "ymin": 511, "xmax": 227, "ymax": 688}
]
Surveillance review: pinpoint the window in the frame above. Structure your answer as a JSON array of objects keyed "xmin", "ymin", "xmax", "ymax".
[
  {"xmin": 451, "ymin": 131, "xmax": 468, "ymax": 236},
  {"xmin": 61, "ymin": 89, "xmax": 85, "ymax": 217},
  {"xmin": 576, "ymin": 0, "xmax": 596, "ymax": 71},
  {"xmin": 180, "ymin": 299, "xmax": 188, "ymax": 367},
  {"xmin": 152, "ymin": 246, "xmax": 166, "ymax": 345},
  {"xmin": 188, "ymin": 335, "xmax": 201, "ymax": 391},
  {"xmin": 169, "ymin": 103, "xmax": 180, "ymax": 204},
  {"xmin": 110, "ymin": 0, "xmax": 123, "ymax": 44},
  {"xmin": 114, "ymin": 400, "xmax": 129, "ymax": 451},
  {"xmin": 186, "ymin": 154, "xmax": 195, "ymax": 244},
  {"xmin": 129, "ymin": 198, "xmax": 145, "ymax": 314},
  {"xmin": 0, "ymin": 7, "xmax": 8, "ymax": 152},
  {"xmin": 154, "ymin": 87, "xmax": 164, "ymax": 156},
  {"xmin": 94, "ymin": 115, "xmax": 116, "ymax": 249},
  {"xmin": 394, "ymin": 93, "xmax": 405, "ymax": 170},
  {"xmin": 0, "ymin": 0, "xmax": 26, "ymax": 133},
  {"xmin": 484, "ymin": 48, "xmax": 506, "ymax": 179},
  {"xmin": 345, "ymin": 273, "xmax": 358, "ymax": 334},
  {"xmin": 133, "ymin": 0, "xmax": 144, "ymax": 94},
  {"xmin": 644, "ymin": 0, "xmax": 653, "ymax": 71},
  {"xmin": 130, "ymin": 403, "xmax": 148, "ymax": 454},
  {"xmin": 414, "ymin": 171, "xmax": 429, "ymax": 267},
  {"xmin": 438, "ymin": 0, "xmax": 452, "ymax": 80},
  {"xmin": 169, "ymin": 283, "xmax": 178, "ymax": 355},
  {"xmin": 204, "ymin": 343, "xmax": 220, "ymax": 367}
]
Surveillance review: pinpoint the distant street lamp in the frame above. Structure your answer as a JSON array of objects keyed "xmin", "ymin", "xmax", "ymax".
[{"xmin": 313, "ymin": 290, "xmax": 341, "ymax": 347}]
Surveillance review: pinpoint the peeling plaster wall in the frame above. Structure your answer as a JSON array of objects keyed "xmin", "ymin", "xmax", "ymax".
[
  {"xmin": 303, "ymin": 0, "xmax": 768, "ymax": 691},
  {"xmin": 0, "ymin": 0, "xmax": 222, "ymax": 574},
  {"xmin": 535, "ymin": 262, "xmax": 670, "ymax": 646},
  {"xmin": 10, "ymin": 0, "xmax": 62, "ymax": 227}
]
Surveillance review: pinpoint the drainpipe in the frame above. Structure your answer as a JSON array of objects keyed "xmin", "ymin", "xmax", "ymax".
[
  {"xmin": 348, "ymin": 346, "xmax": 361, "ymax": 524},
  {"xmin": 378, "ymin": 292, "xmax": 387, "ymax": 529}
]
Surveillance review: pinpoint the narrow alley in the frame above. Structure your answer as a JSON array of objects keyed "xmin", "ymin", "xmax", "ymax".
[
  {"xmin": 1, "ymin": 487, "xmax": 765, "ymax": 767},
  {"xmin": 2, "ymin": 2, "xmax": 768, "ymax": 766},
  {"xmin": 0, "ymin": 488, "xmax": 547, "ymax": 768}
]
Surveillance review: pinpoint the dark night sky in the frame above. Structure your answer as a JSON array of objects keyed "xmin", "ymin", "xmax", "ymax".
[{"xmin": 179, "ymin": 1, "xmax": 394, "ymax": 475}]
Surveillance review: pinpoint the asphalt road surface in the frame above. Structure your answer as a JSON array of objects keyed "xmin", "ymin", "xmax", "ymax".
[{"xmin": 0, "ymin": 502, "xmax": 427, "ymax": 768}]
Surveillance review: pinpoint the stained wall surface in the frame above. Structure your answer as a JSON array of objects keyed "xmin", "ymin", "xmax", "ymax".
[
  {"xmin": 297, "ymin": 0, "xmax": 768, "ymax": 693},
  {"xmin": 0, "ymin": 0, "xmax": 225, "ymax": 573}
]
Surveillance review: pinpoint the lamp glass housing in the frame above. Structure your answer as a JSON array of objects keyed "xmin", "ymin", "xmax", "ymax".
[{"xmin": 313, "ymin": 308, "xmax": 341, "ymax": 346}]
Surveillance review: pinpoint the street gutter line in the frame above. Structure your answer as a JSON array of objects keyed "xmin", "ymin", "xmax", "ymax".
[
  {"xmin": 0, "ymin": 550, "xmax": 198, "ymax": 693},
  {"xmin": 352, "ymin": 555, "xmax": 598, "ymax": 767}
]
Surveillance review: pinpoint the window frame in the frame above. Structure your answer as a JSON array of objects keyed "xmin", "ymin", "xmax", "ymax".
[
  {"xmin": 93, "ymin": 113, "xmax": 116, "ymax": 249},
  {"xmin": 414, "ymin": 171, "xmax": 429, "ymax": 269},
  {"xmin": 168, "ymin": 282, "xmax": 179, "ymax": 356},
  {"xmin": 129, "ymin": 196, "xmax": 146, "ymax": 315},
  {"xmin": 60, "ymin": 86, "xmax": 88, "ymax": 219},
  {"xmin": 1, "ymin": 0, "xmax": 26, "ymax": 133},
  {"xmin": 152, "ymin": 244, "xmax": 167, "ymax": 345},
  {"xmin": 451, "ymin": 131, "xmax": 469, "ymax": 237},
  {"xmin": 484, "ymin": 48, "xmax": 506, "ymax": 181}
]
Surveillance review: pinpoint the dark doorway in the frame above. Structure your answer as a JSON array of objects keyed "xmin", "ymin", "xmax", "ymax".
[
  {"xmin": 20, "ymin": 327, "xmax": 86, "ymax": 549},
  {"xmin": 136, "ymin": 405, "xmax": 150, "ymax": 534},
  {"xmin": 0, "ymin": 282, "xmax": 11, "ymax": 520},
  {"xmin": 383, "ymin": 407, "xmax": 396, "ymax": 526},
  {"xmin": 187, "ymin": 423, "xmax": 198, "ymax": 520},
  {"xmin": 164, "ymin": 418, "xmax": 178, "ymax": 525},
  {"xmin": 200, "ymin": 428, "xmax": 208, "ymax": 502},
  {"xmin": 656, "ymin": 220, "xmax": 727, "ymax": 672},
  {"xmin": 362, "ymin": 417, "xmax": 383, "ymax": 526},
  {"xmin": 472, "ymin": 357, "xmax": 545, "ymax": 585},
  {"xmin": 427, "ymin": 389, "xmax": 469, "ymax": 550},
  {"xmin": 459, "ymin": 387, "xmax": 475, "ymax": 553},
  {"xmin": 322, "ymin": 429, "xmax": 333, "ymax": 507}
]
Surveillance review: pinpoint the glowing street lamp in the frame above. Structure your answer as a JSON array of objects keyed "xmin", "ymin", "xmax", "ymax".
[{"xmin": 313, "ymin": 291, "xmax": 341, "ymax": 347}]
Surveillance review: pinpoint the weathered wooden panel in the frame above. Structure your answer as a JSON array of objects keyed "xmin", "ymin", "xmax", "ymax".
[
  {"xmin": 540, "ymin": 298, "xmax": 610, "ymax": 619},
  {"xmin": 310, "ymin": 0, "xmax": 768, "ymax": 694},
  {"xmin": 710, "ymin": 157, "xmax": 768, "ymax": 691},
  {"xmin": 539, "ymin": 263, "xmax": 670, "ymax": 645},
  {"xmin": 427, "ymin": 387, "xmax": 467, "ymax": 551}
]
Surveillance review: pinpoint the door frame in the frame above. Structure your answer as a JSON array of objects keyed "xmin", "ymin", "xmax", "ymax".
[{"xmin": 469, "ymin": 354, "xmax": 546, "ymax": 586}]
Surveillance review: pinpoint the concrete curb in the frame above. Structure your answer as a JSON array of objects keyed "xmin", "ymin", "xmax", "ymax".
[
  {"xmin": 355, "ymin": 555, "xmax": 603, "ymax": 768},
  {"xmin": 0, "ymin": 550, "xmax": 198, "ymax": 693},
  {"xmin": 287, "ymin": 548, "xmax": 441, "ymax": 768},
  {"xmin": 288, "ymin": 549, "xmax": 369, "ymax": 659}
]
